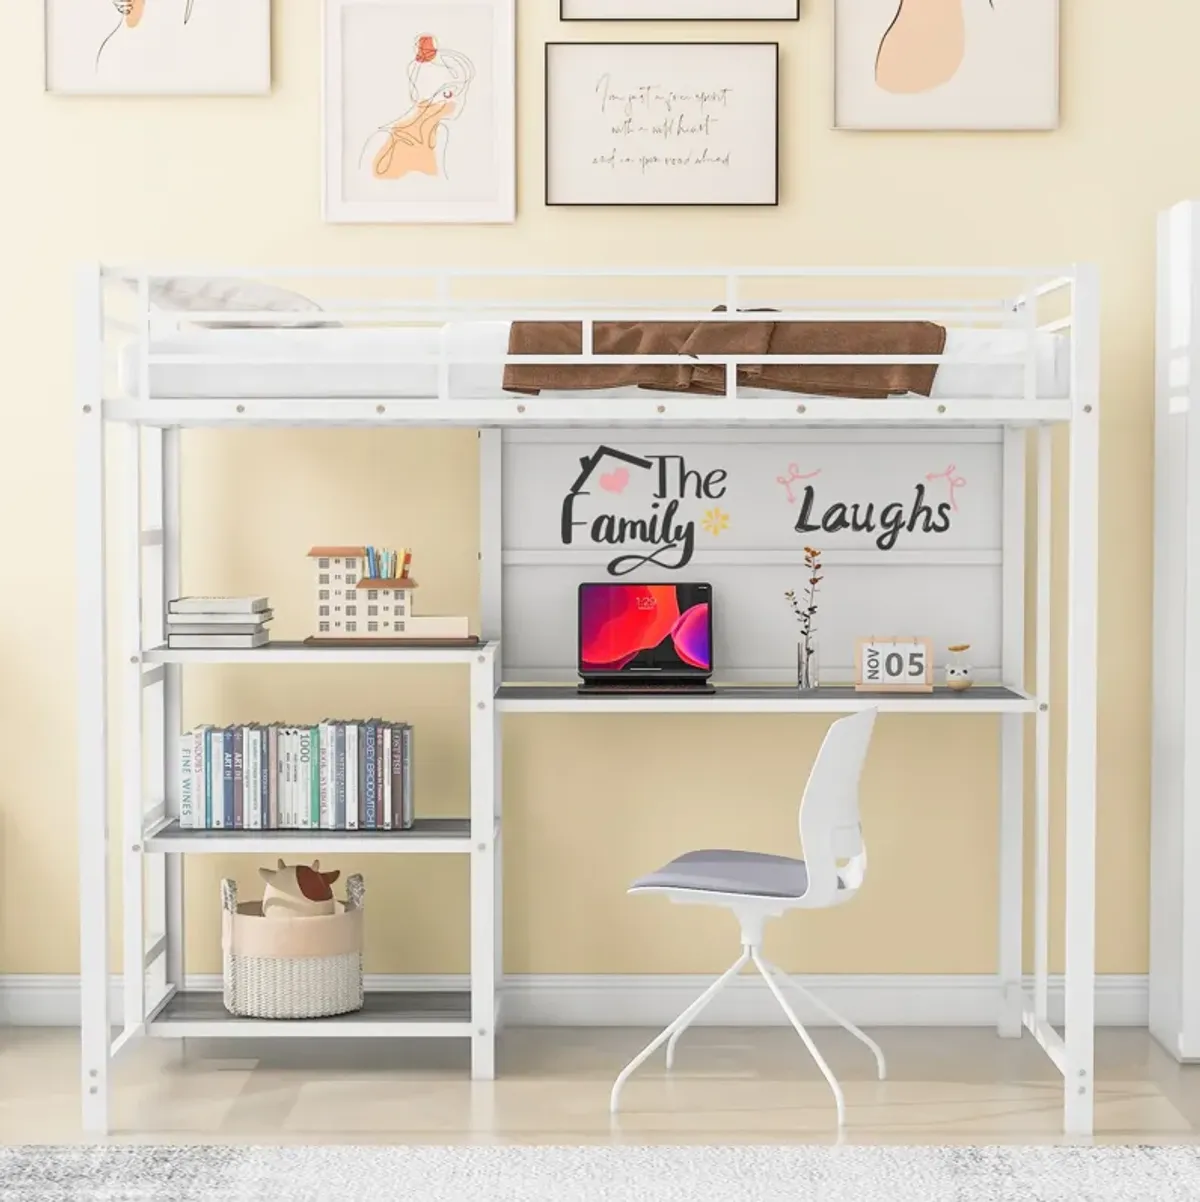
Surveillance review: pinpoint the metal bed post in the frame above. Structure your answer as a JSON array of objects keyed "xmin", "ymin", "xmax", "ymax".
[
  {"xmin": 161, "ymin": 427, "xmax": 186, "ymax": 994},
  {"xmin": 1063, "ymin": 264, "xmax": 1101, "ymax": 1135},
  {"xmin": 77, "ymin": 265, "xmax": 111, "ymax": 1135},
  {"xmin": 470, "ymin": 646, "xmax": 498, "ymax": 1080},
  {"xmin": 478, "ymin": 430, "xmax": 504, "ymax": 1032},
  {"xmin": 1033, "ymin": 424, "xmax": 1054, "ymax": 1027},
  {"xmin": 998, "ymin": 423, "xmax": 1027, "ymax": 1038}
]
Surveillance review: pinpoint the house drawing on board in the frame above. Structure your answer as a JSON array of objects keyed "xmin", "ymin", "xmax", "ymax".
[{"xmin": 307, "ymin": 547, "xmax": 468, "ymax": 640}]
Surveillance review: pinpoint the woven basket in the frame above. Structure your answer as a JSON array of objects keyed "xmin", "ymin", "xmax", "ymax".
[{"xmin": 221, "ymin": 874, "xmax": 365, "ymax": 1019}]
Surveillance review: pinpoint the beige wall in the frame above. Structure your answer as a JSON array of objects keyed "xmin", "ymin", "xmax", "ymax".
[{"xmin": 1, "ymin": 0, "xmax": 1194, "ymax": 978}]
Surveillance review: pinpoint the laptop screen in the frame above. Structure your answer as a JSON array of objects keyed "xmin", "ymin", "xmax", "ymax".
[{"xmin": 578, "ymin": 583, "xmax": 712, "ymax": 676}]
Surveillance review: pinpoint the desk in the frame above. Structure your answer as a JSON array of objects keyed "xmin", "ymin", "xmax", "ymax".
[
  {"xmin": 495, "ymin": 684, "xmax": 1036, "ymax": 715},
  {"xmin": 496, "ymin": 681, "xmax": 1032, "ymax": 1049}
]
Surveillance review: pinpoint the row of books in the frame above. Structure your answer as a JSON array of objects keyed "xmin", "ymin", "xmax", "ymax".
[
  {"xmin": 167, "ymin": 596, "xmax": 272, "ymax": 651},
  {"xmin": 178, "ymin": 721, "xmax": 414, "ymax": 830},
  {"xmin": 364, "ymin": 547, "xmax": 410, "ymax": 580}
]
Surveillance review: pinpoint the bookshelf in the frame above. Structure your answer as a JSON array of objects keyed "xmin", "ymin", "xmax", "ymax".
[{"xmin": 121, "ymin": 639, "xmax": 499, "ymax": 1053}]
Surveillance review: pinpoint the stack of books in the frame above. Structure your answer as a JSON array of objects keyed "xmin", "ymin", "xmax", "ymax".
[
  {"xmin": 178, "ymin": 720, "xmax": 415, "ymax": 831},
  {"xmin": 167, "ymin": 597, "xmax": 272, "ymax": 649}
]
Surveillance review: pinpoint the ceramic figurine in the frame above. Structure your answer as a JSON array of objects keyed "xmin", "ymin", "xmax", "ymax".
[
  {"xmin": 945, "ymin": 644, "xmax": 973, "ymax": 692},
  {"xmin": 259, "ymin": 858, "xmax": 341, "ymax": 919}
]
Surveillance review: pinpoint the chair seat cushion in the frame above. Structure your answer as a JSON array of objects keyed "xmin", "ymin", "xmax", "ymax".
[{"xmin": 630, "ymin": 849, "xmax": 824, "ymax": 899}]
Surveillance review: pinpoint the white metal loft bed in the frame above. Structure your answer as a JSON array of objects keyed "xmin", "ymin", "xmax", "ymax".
[{"xmin": 77, "ymin": 263, "xmax": 1100, "ymax": 1136}]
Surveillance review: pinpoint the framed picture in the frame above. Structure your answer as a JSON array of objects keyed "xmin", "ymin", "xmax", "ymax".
[
  {"xmin": 322, "ymin": 0, "xmax": 515, "ymax": 224},
  {"xmin": 561, "ymin": 0, "xmax": 797, "ymax": 19},
  {"xmin": 545, "ymin": 42, "xmax": 779, "ymax": 207},
  {"xmin": 834, "ymin": 0, "xmax": 1060, "ymax": 131},
  {"xmin": 44, "ymin": 0, "xmax": 271, "ymax": 95}
]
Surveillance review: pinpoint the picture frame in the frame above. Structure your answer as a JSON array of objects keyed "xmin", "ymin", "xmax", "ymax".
[
  {"xmin": 322, "ymin": 0, "xmax": 516, "ymax": 225},
  {"xmin": 833, "ymin": 0, "xmax": 1060, "ymax": 132},
  {"xmin": 560, "ymin": 0, "xmax": 797, "ymax": 20},
  {"xmin": 44, "ymin": 0, "xmax": 271, "ymax": 96},
  {"xmin": 854, "ymin": 636, "xmax": 935, "ymax": 693},
  {"xmin": 545, "ymin": 42, "xmax": 779, "ymax": 208}
]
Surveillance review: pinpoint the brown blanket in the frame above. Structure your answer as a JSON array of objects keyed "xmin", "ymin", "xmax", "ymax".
[{"xmin": 502, "ymin": 317, "xmax": 947, "ymax": 400}]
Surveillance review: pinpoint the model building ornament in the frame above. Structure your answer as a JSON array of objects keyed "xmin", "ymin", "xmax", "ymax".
[{"xmin": 307, "ymin": 545, "xmax": 469, "ymax": 641}]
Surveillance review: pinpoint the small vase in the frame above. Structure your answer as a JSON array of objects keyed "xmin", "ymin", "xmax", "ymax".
[{"xmin": 798, "ymin": 640, "xmax": 820, "ymax": 691}]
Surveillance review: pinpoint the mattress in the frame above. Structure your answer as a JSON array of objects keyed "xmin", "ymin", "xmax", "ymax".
[{"xmin": 118, "ymin": 321, "xmax": 1070, "ymax": 401}]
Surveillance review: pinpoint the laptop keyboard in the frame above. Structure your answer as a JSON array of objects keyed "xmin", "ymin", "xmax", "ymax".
[{"xmin": 578, "ymin": 680, "xmax": 715, "ymax": 695}]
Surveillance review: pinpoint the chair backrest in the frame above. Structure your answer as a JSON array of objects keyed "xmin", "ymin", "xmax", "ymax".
[{"xmin": 797, "ymin": 708, "xmax": 878, "ymax": 905}]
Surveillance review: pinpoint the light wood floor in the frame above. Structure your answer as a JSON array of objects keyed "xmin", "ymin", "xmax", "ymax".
[{"xmin": 3, "ymin": 1026, "xmax": 1200, "ymax": 1144}]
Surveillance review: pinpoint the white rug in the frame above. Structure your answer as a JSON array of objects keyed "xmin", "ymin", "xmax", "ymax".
[{"xmin": 2, "ymin": 1145, "xmax": 1199, "ymax": 1201}]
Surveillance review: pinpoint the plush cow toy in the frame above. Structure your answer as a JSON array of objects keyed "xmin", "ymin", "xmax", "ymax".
[{"xmin": 259, "ymin": 859, "xmax": 341, "ymax": 919}]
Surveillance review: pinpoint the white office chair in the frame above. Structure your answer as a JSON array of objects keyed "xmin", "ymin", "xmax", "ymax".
[{"xmin": 610, "ymin": 707, "xmax": 883, "ymax": 1126}]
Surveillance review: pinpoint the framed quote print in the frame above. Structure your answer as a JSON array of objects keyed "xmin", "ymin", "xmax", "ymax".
[
  {"xmin": 561, "ymin": 0, "xmax": 797, "ymax": 19},
  {"xmin": 545, "ymin": 43, "xmax": 779, "ymax": 207},
  {"xmin": 834, "ymin": 0, "xmax": 1060, "ymax": 131},
  {"xmin": 45, "ymin": 0, "xmax": 271, "ymax": 95},
  {"xmin": 322, "ymin": 0, "xmax": 516, "ymax": 224}
]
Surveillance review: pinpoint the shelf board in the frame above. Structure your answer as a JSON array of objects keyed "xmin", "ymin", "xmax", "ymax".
[
  {"xmin": 143, "ymin": 639, "xmax": 495, "ymax": 665},
  {"xmin": 495, "ymin": 684, "xmax": 1037, "ymax": 715},
  {"xmin": 147, "ymin": 989, "xmax": 472, "ymax": 1038},
  {"xmin": 144, "ymin": 817, "xmax": 477, "ymax": 855}
]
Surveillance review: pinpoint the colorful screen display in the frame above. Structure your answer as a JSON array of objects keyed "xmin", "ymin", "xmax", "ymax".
[{"xmin": 578, "ymin": 583, "xmax": 712, "ymax": 675}]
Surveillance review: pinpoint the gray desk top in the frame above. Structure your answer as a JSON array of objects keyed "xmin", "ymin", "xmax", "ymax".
[{"xmin": 494, "ymin": 684, "xmax": 1033, "ymax": 713}]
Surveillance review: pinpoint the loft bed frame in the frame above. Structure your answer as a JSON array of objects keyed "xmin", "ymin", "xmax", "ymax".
[{"xmin": 76, "ymin": 264, "xmax": 1100, "ymax": 1135}]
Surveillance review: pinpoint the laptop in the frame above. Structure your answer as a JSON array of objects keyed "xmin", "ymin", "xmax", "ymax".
[{"xmin": 576, "ymin": 582, "xmax": 716, "ymax": 695}]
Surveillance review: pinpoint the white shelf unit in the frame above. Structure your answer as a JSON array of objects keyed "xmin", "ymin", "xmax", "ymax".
[{"xmin": 78, "ymin": 263, "xmax": 1099, "ymax": 1137}]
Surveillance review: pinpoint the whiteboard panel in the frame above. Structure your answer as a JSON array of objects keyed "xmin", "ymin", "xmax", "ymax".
[
  {"xmin": 503, "ymin": 432, "xmax": 1000, "ymax": 559},
  {"xmin": 500, "ymin": 429, "xmax": 1004, "ymax": 681}
]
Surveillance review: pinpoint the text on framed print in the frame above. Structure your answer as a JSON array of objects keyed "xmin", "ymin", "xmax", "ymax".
[
  {"xmin": 855, "ymin": 637, "xmax": 934, "ymax": 693},
  {"xmin": 544, "ymin": 42, "xmax": 779, "ymax": 207}
]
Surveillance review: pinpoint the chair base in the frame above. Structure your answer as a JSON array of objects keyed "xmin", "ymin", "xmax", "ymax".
[{"xmin": 609, "ymin": 944, "xmax": 886, "ymax": 1127}]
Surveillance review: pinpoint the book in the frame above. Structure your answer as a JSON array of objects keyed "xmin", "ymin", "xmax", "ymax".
[
  {"xmin": 165, "ymin": 621, "xmax": 272, "ymax": 636},
  {"xmin": 282, "ymin": 727, "xmax": 295, "ymax": 828},
  {"xmin": 318, "ymin": 723, "xmax": 331, "ymax": 830},
  {"xmin": 268, "ymin": 726, "xmax": 279, "ymax": 830},
  {"xmin": 168, "ymin": 596, "xmax": 270, "ymax": 614},
  {"xmin": 401, "ymin": 723, "xmax": 414, "ymax": 829},
  {"xmin": 167, "ymin": 632, "xmax": 270, "ymax": 650},
  {"xmin": 248, "ymin": 727, "xmax": 261, "ymax": 831},
  {"xmin": 179, "ymin": 735, "xmax": 193, "ymax": 830},
  {"xmin": 222, "ymin": 731, "xmax": 234, "ymax": 830},
  {"xmin": 376, "ymin": 722, "xmax": 385, "ymax": 831},
  {"xmin": 382, "ymin": 726, "xmax": 392, "ymax": 831},
  {"xmin": 259, "ymin": 727, "xmax": 270, "ymax": 831},
  {"xmin": 346, "ymin": 724, "xmax": 359, "ymax": 830},
  {"xmin": 205, "ymin": 729, "xmax": 215, "ymax": 828},
  {"xmin": 364, "ymin": 723, "xmax": 377, "ymax": 830},
  {"xmin": 233, "ymin": 727, "xmax": 244, "ymax": 830},
  {"xmin": 310, "ymin": 727, "xmax": 320, "ymax": 830},
  {"xmin": 294, "ymin": 727, "xmax": 306, "ymax": 829},
  {"xmin": 166, "ymin": 610, "xmax": 274, "ymax": 627},
  {"xmin": 335, "ymin": 723, "xmax": 346, "ymax": 830}
]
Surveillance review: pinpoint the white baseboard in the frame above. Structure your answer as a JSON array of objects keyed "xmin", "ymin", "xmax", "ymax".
[{"xmin": 0, "ymin": 972, "xmax": 1148, "ymax": 1029}]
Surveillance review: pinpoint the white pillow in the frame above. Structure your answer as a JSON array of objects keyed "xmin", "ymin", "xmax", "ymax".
[{"xmin": 123, "ymin": 276, "xmax": 338, "ymax": 328}]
